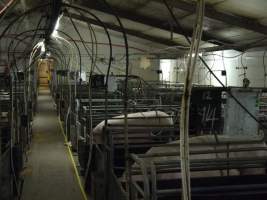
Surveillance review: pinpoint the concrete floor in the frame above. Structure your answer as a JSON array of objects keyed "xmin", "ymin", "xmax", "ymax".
[{"xmin": 21, "ymin": 87, "xmax": 84, "ymax": 200}]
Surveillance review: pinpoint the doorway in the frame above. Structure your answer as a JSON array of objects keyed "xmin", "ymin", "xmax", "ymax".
[{"xmin": 38, "ymin": 59, "xmax": 52, "ymax": 87}]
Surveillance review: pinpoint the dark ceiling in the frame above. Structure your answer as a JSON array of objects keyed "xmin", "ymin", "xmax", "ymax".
[{"xmin": 71, "ymin": 0, "xmax": 267, "ymax": 52}]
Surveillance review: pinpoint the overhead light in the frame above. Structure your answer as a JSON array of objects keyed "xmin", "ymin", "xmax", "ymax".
[
  {"xmin": 187, "ymin": 53, "xmax": 202, "ymax": 57},
  {"xmin": 35, "ymin": 40, "xmax": 45, "ymax": 53},
  {"xmin": 52, "ymin": 14, "xmax": 63, "ymax": 37},
  {"xmin": 41, "ymin": 41, "xmax": 45, "ymax": 53}
]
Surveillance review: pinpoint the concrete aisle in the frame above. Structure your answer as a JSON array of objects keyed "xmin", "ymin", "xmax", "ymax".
[{"xmin": 21, "ymin": 87, "xmax": 84, "ymax": 200}]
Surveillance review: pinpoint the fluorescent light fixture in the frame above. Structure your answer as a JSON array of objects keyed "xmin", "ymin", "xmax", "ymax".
[
  {"xmin": 41, "ymin": 41, "xmax": 45, "ymax": 53},
  {"xmin": 36, "ymin": 40, "xmax": 45, "ymax": 53},
  {"xmin": 188, "ymin": 53, "xmax": 202, "ymax": 57},
  {"xmin": 52, "ymin": 15, "xmax": 63, "ymax": 37}
]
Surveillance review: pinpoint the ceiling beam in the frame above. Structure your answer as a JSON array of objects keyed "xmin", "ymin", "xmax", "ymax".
[
  {"xmin": 68, "ymin": 12, "xmax": 265, "ymax": 54},
  {"xmin": 67, "ymin": 12, "xmax": 267, "ymax": 54},
  {"xmin": 67, "ymin": 12, "xmax": 185, "ymax": 47},
  {"xmin": 79, "ymin": 2, "xmax": 234, "ymax": 46},
  {"xmin": 154, "ymin": 0, "xmax": 267, "ymax": 35},
  {"xmin": 70, "ymin": 12, "xmax": 264, "ymax": 54},
  {"xmin": 201, "ymin": 42, "xmax": 267, "ymax": 52}
]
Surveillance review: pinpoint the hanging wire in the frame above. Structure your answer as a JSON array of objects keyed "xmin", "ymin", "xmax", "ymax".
[
  {"xmin": 241, "ymin": 51, "xmax": 247, "ymax": 78},
  {"xmin": 99, "ymin": 0, "xmax": 130, "ymax": 198},
  {"xmin": 58, "ymin": 4, "xmax": 114, "ymax": 191},
  {"xmin": 163, "ymin": 0, "xmax": 267, "ymax": 132},
  {"xmin": 222, "ymin": 51, "xmax": 227, "ymax": 86},
  {"xmin": 178, "ymin": 1, "xmax": 205, "ymax": 199},
  {"xmin": 263, "ymin": 49, "xmax": 267, "ymax": 87}
]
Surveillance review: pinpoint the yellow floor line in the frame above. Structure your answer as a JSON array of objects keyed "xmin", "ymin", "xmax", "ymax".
[{"xmin": 58, "ymin": 117, "xmax": 88, "ymax": 200}]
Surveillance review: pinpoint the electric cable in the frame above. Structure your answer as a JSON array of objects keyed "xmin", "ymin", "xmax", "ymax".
[
  {"xmin": 0, "ymin": 0, "xmax": 17, "ymax": 22},
  {"xmin": 63, "ymin": 10, "xmax": 95, "ymax": 173},
  {"xmin": 99, "ymin": 1, "xmax": 130, "ymax": 199},
  {"xmin": 163, "ymin": 0, "xmax": 267, "ymax": 131},
  {"xmin": 6, "ymin": 29, "xmax": 82, "ymax": 77},
  {"xmin": 51, "ymin": 34, "xmax": 79, "ymax": 141},
  {"xmin": 203, "ymin": 52, "xmax": 244, "ymax": 59},
  {"xmin": 2, "ymin": 21, "xmax": 82, "ymax": 199},
  {"xmin": 72, "ymin": 11, "xmax": 99, "ymax": 177},
  {"xmin": 12, "ymin": 16, "xmax": 44, "ymax": 118},
  {"xmin": 263, "ymin": 49, "xmax": 267, "ymax": 87},
  {"xmin": 177, "ymin": 1, "xmax": 205, "ymax": 199},
  {"xmin": 65, "ymin": 10, "xmax": 104, "ymax": 75},
  {"xmin": 75, "ymin": 12, "xmax": 99, "ymax": 79},
  {"xmin": 60, "ymin": 4, "xmax": 114, "ymax": 190},
  {"xmin": 222, "ymin": 51, "xmax": 227, "ymax": 86},
  {"xmin": 241, "ymin": 52, "xmax": 247, "ymax": 79},
  {"xmin": 5, "ymin": 18, "xmax": 46, "ymax": 199}
]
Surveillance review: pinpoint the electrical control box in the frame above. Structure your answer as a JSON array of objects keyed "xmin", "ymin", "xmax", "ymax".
[{"xmin": 223, "ymin": 88, "xmax": 260, "ymax": 136}]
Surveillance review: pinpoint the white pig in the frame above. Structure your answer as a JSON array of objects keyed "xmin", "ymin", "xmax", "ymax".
[
  {"xmin": 131, "ymin": 135, "xmax": 267, "ymax": 179},
  {"xmin": 92, "ymin": 111, "xmax": 174, "ymax": 144}
]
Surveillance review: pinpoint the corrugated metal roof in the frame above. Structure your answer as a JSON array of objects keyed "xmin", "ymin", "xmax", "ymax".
[
  {"xmin": 76, "ymin": 0, "xmax": 267, "ymax": 52},
  {"xmin": 214, "ymin": 0, "xmax": 267, "ymax": 19}
]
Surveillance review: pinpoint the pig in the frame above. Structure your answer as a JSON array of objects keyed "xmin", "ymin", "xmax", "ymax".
[
  {"xmin": 130, "ymin": 135, "xmax": 267, "ymax": 179},
  {"xmin": 92, "ymin": 110, "xmax": 174, "ymax": 144}
]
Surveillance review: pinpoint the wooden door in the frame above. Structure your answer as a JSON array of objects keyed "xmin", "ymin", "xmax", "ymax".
[{"xmin": 38, "ymin": 60, "xmax": 51, "ymax": 86}]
